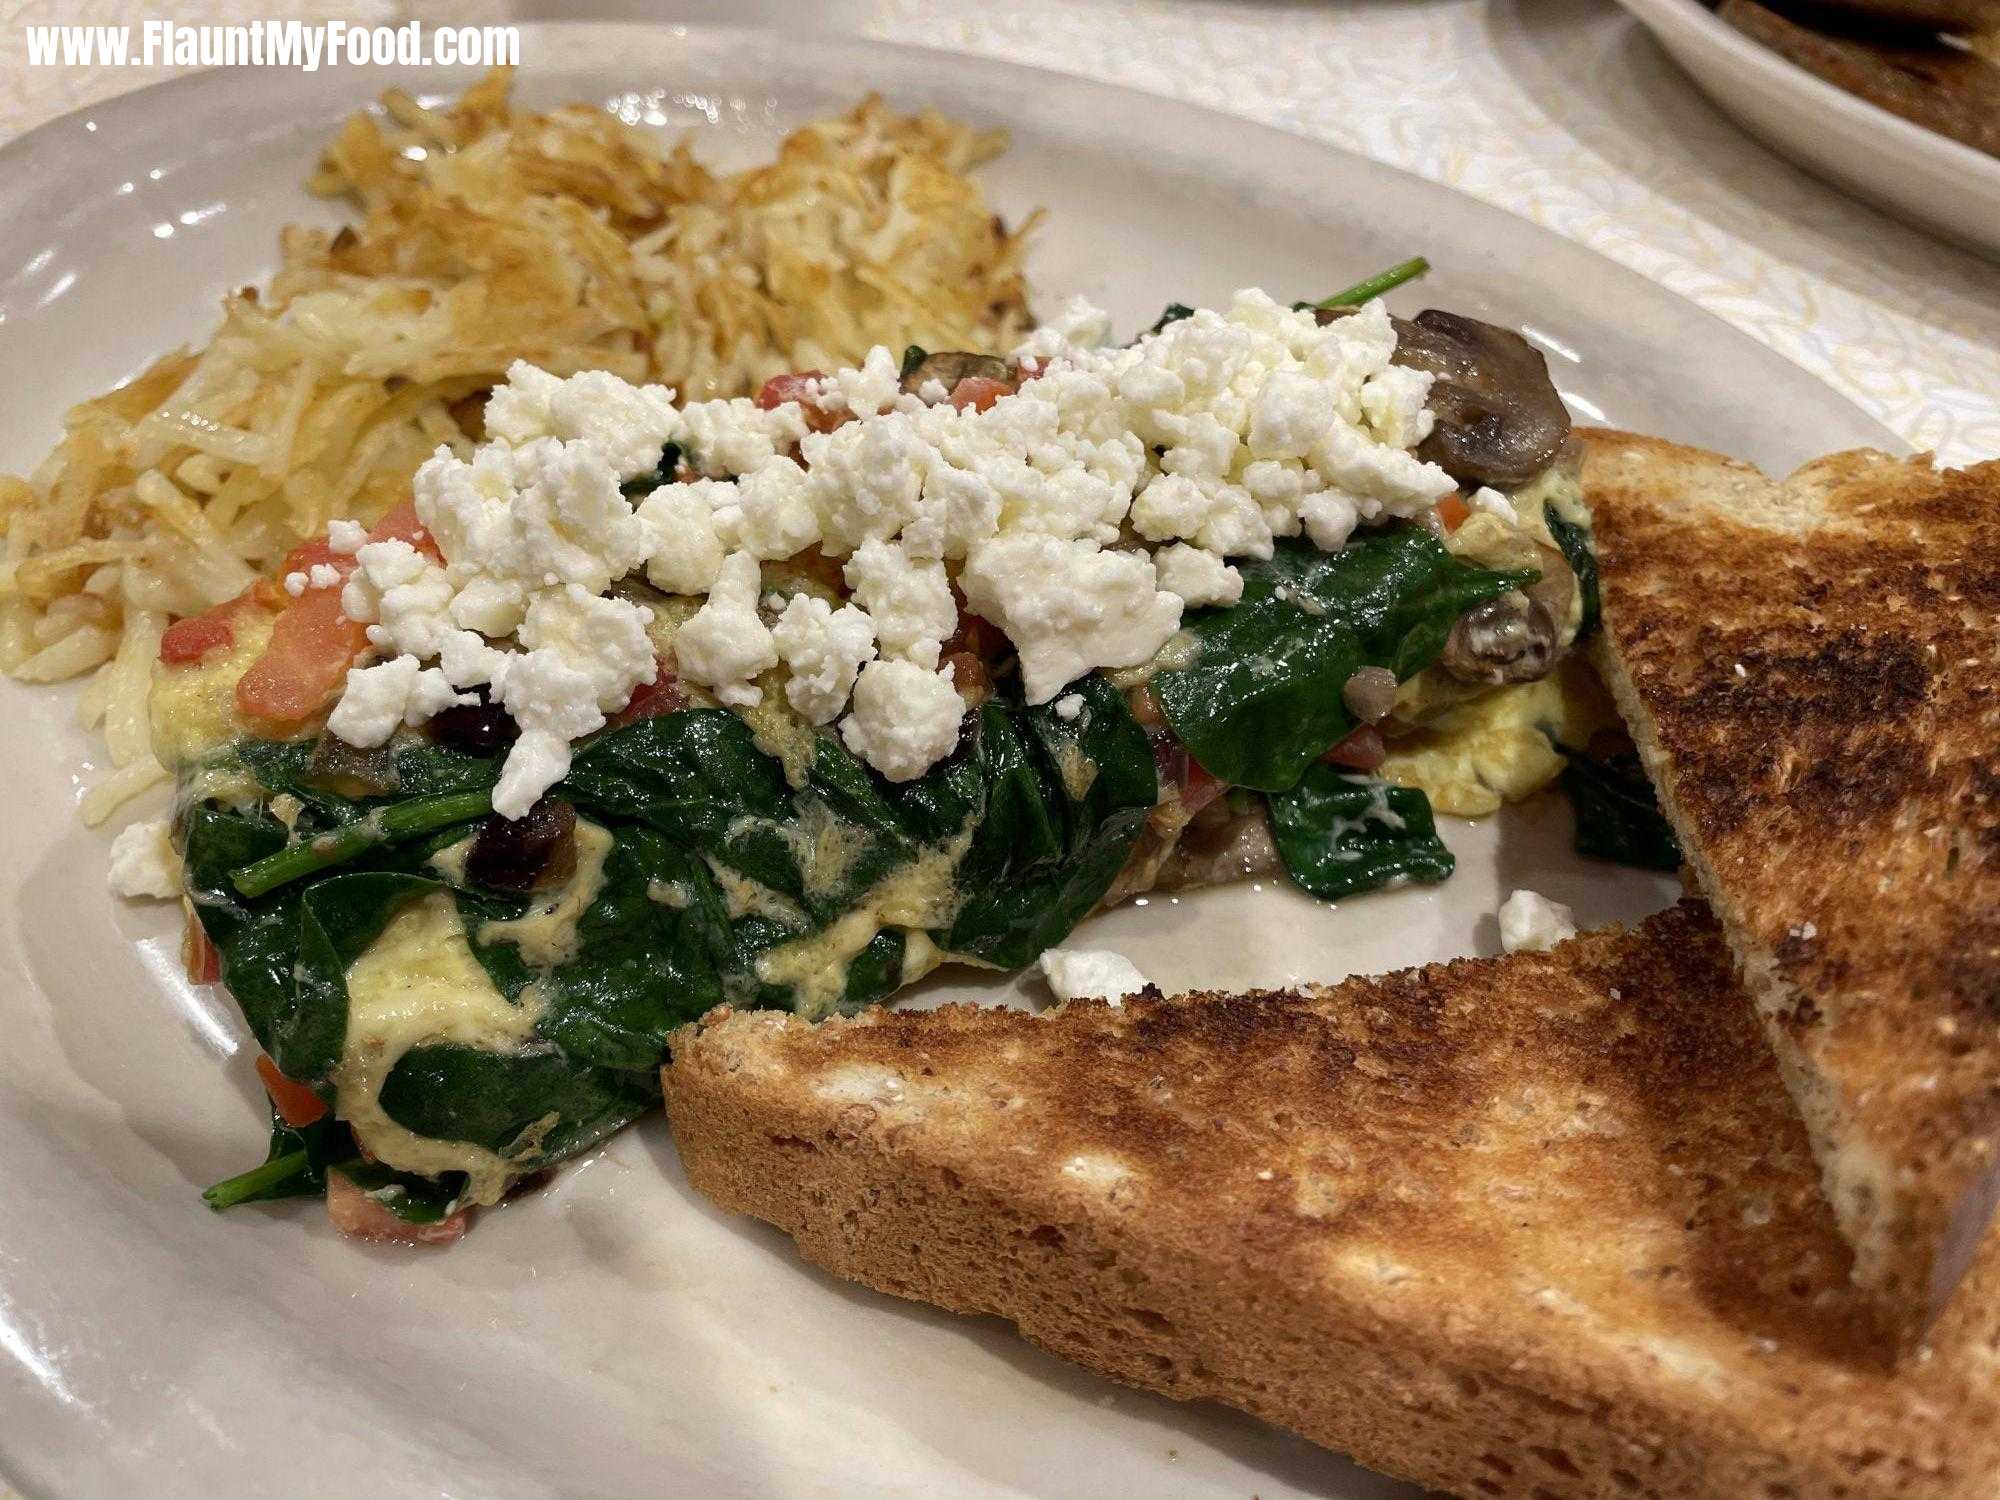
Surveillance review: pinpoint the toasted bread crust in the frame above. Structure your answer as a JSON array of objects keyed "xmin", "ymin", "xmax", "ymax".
[
  {"xmin": 666, "ymin": 905, "xmax": 2000, "ymax": 1498},
  {"xmin": 1580, "ymin": 428, "xmax": 2000, "ymax": 1352}
]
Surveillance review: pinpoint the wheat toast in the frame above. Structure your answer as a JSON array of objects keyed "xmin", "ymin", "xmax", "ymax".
[
  {"xmin": 1580, "ymin": 429, "xmax": 2000, "ymax": 1352},
  {"xmin": 665, "ymin": 904, "xmax": 2000, "ymax": 1498}
]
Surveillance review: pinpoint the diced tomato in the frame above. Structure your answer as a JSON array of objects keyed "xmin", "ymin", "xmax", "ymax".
[
  {"xmin": 1436, "ymin": 493, "xmax": 1471, "ymax": 533},
  {"xmin": 1015, "ymin": 355, "xmax": 1046, "ymax": 383},
  {"xmin": 255, "ymin": 1054, "xmax": 328, "ymax": 1129},
  {"xmin": 755, "ymin": 371, "xmax": 848, "ymax": 434},
  {"xmin": 608, "ymin": 661, "xmax": 686, "ymax": 727},
  {"xmin": 945, "ymin": 376, "xmax": 1015, "ymax": 413},
  {"xmin": 234, "ymin": 503, "xmax": 440, "ymax": 725},
  {"xmin": 159, "ymin": 609, "xmax": 239, "ymax": 665},
  {"xmin": 182, "ymin": 911, "xmax": 222, "ymax": 983},
  {"xmin": 942, "ymin": 650, "xmax": 992, "ymax": 709},
  {"xmin": 1322, "ymin": 724, "xmax": 1388, "ymax": 772},
  {"xmin": 157, "ymin": 582, "xmax": 284, "ymax": 665},
  {"xmin": 325, "ymin": 1171, "xmax": 469, "ymax": 1246}
]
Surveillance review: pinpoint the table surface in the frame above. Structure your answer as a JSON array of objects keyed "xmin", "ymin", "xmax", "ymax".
[{"xmin": 0, "ymin": 1, "xmax": 1992, "ymax": 1494}]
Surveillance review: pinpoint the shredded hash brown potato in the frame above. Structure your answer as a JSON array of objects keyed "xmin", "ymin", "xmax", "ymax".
[{"xmin": 0, "ymin": 69, "xmax": 1036, "ymax": 820}]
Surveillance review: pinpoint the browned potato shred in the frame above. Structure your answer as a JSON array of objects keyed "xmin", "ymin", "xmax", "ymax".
[{"xmin": 0, "ymin": 69, "xmax": 1036, "ymax": 822}]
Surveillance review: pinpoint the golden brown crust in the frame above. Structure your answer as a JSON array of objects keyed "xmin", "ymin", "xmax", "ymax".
[
  {"xmin": 1718, "ymin": 0, "xmax": 2000, "ymax": 158},
  {"xmin": 664, "ymin": 905, "xmax": 2000, "ymax": 1498},
  {"xmin": 1580, "ymin": 427, "xmax": 2000, "ymax": 1352}
]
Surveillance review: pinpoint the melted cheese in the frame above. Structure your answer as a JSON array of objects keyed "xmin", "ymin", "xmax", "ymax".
[
  {"xmin": 476, "ymin": 819, "xmax": 614, "ymax": 969},
  {"xmin": 755, "ymin": 830, "xmax": 970, "ymax": 1017},
  {"xmin": 334, "ymin": 890, "xmax": 546, "ymax": 1206}
]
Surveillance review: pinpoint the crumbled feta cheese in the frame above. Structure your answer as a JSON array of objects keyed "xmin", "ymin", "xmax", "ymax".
[
  {"xmin": 637, "ymin": 483, "xmax": 727, "ymax": 596},
  {"xmin": 672, "ymin": 551, "xmax": 777, "ymax": 708},
  {"xmin": 1152, "ymin": 543, "xmax": 1244, "ymax": 608},
  {"xmin": 960, "ymin": 535, "xmax": 1181, "ymax": 703},
  {"xmin": 675, "ymin": 397, "xmax": 807, "ymax": 477},
  {"xmin": 483, "ymin": 361, "xmax": 680, "ymax": 479},
  {"xmin": 1468, "ymin": 487, "xmax": 1514, "ymax": 521},
  {"xmin": 801, "ymin": 412, "xmax": 932, "ymax": 553},
  {"xmin": 108, "ymin": 818, "xmax": 181, "ymax": 900},
  {"xmin": 325, "ymin": 518, "xmax": 368, "ymax": 555},
  {"xmin": 1053, "ymin": 693, "xmax": 1085, "ymax": 722},
  {"xmin": 515, "ymin": 584, "xmax": 657, "ymax": 715},
  {"xmin": 283, "ymin": 570, "xmax": 309, "ymax": 597},
  {"xmin": 713, "ymin": 456, "xmax": 819, "ymax": 561},
  {"xmin": 1299, "ymin": 491, "xmax": 1360, "ymax": 552},
  {"xmin": 772, "ymin": 594, "xmax": 878, "ymax": 725},
  {"xmin": 328, "ymin": 656, "xmax": 470, "ymax": 749},
  {"xmin": 1040, "ymin": 947, "xmax": 1150, "ymax": 1005},
  {"xmin": 820, "ymin": 345, "xmax": 902, "ymax": 418},
  {"xmin": 843, "ymin": 539, "xmax": 956, "ymax": 669},
  {"xmin": 839, "ymin": 659, "xmax": 964, "ymax": 781},
  {"xmin": 1498, "ymin": 889, "xmax": 1578, "ymax": 954}
]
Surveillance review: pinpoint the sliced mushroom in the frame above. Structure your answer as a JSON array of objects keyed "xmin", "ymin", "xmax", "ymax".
[
  {"xmin": 1342, "ymin": 665, "xmax": 1401, "ymax": 724},
  {"xmin": 900, "ymin": 352, "xmax": 1013, "ymax": 398},
  {"xmin": 1391, "ymin": 311, "xmax": 1572, "ymax": 488},
  {"xmin": 466, "ymin": 796, "xmax": 577, "ymax": 894},
  {"xmin": 1439, "ymin": 588, "xmax": 1561, "ymax": 686}
]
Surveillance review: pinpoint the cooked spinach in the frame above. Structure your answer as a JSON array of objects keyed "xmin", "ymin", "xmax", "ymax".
[
  {"xmin": 1545, "ymin": 502, "xmax": 1600, "ymax": 640},
  {"xmin": 1146, "ymin": 303, "xmax": 1195, "ymax": 335},
  {"xmin": 377, "ymin": 1044, "xmax": 660, "ymax": 1165},
  {"xmin": 331, "ymin": 1161, "xmax": 471, "ymax": 1224},
  {"xmin": 1267, "ymin": 767, "xmax": 1454, "ymax": 899},
  {"xmin": 945, "ymin": 676, "xmax": 1157, "ymax": 969},
  {"xmin": 1558, "ymin": 746, "xmax": 1680, "ymax": 872},
  {"xmin": 899, "ymin": 344, "xmax": 928, "ymax": 379},
  {"xmin": 518, "ymin": 827, "xmax": 733, "ymax": 1071},
  {"xmin": 1152, "ymin": 528, "xmax": 1535, "ymax": 793},
  {"xmin": 202, "ymin": 1107, "xmax": 350, "ymax": 1211}
]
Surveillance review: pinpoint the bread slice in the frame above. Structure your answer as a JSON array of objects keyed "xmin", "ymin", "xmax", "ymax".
[
  {"xmin": 1580, "ymin": 429, "xmax": 2000, "ymax": 1352},
  {"xmin": 665, "ymin": 904, "xmax": 2000, "ymax": 1498}
]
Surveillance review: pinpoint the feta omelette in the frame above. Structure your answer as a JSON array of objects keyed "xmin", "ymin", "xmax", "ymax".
[{"xmin": 133, "ymin": 266, "xmax": 1668, "ymax": 1240}]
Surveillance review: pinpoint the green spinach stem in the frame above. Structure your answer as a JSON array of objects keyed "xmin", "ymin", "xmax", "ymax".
[
  {"xmin": 202, "ymin": 1148, "xmax": 309, "ymax": 1210},
  {"xmin": 1316, "ymin": 256, "xmax": 1431, "ymax": 308},
  {"xmin": 229, "ymin": 789, "xmax": 493, "ymax": 898}
]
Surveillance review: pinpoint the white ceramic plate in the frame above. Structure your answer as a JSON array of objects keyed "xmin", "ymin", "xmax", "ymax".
[
  {"xmin": 1615, "ymin": 0, "xmax": 2000, "ymax": 260},
  {"xmin": 0, "ymin": 23, "xmax": 1904, "ymax": 1500}
]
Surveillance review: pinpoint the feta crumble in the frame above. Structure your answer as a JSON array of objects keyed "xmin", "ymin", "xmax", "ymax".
[
  {"xmin": 326, "ymin": 287, "xmax": 1450, "ymax": 797},
  {"xmin": 838, "ymin": 659, "xmax": 964, "ymax": 782},
  {"xmin": 108, "ymin": 818, "xmax": 182, "ymax": 900},
  {"xmin": 1498, "ymin": 889, "xmax": 1578, "ymax": 953},
  {"xmin": 1040, "ymin": 947, "xmax": 1151, "ymax": 1005}
]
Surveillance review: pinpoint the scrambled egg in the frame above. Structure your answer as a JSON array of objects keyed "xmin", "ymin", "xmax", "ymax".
[{"xmin": 1379, "ymin": 656, "xmax": 1619, "ymax": 818}]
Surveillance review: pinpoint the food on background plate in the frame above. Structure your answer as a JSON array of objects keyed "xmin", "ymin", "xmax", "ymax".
[
  {"xmin": 1715, "ymin": 0, "xmax": 2000, "ymax": 160},
  {"xmin": 1582, "ymin": 430, "xmax": 2000, "ymax": 1354},
  {"xmin": 663, "ymin": 902, "xmax": 2000, "ymax": 1499},
  {"xmin": 0, "ymin": 70, "xmax": 1033, "ymax": 823},
  {"xmin": 148, "ymin": 257, "xmax": 1627, "ymax": 1235}
]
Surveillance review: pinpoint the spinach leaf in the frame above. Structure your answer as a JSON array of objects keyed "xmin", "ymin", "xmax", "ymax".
[
  {"xmin": 287, "ymin": 873, "xmax": 437, "ymax": 1083},
  {"xmin": 1267, "ymin": 766, "xmax": 1455, "ymax": 899},
  {"xmin": 236, "ymin": 735, "xmax": 501, "ymax": 809},
  {"xmin": 1153, "ymin": 529, "xmax": 1534, "ymax": 793},
  {"xmin": 1545, "ymin": 502, "xmax": 1600, "ymax": 640},
  {"xmin": 945, "ymin": 676, "xmax": 1157, "ymax": 969},
  {"xmin": 899, "ymin": 344, "xmax": 928, "ymax": 379},
  {"xmin": 377, "ymin": 1044, "xmax": 660, "ymax": 1166},
  {"xmin": 181, "ymin": 804, "xmax": 298, "ymax": 1059},
  {"xmin": 1559, "ymin": 747, "xmax": 1680, "ymax": 872},
  {"xmin": 566, "ymin": 709, "xmax": 793, "ymax": 868},
  {"xmin": 1147, "ymin": 303, "xmax": 1195, "ymax": 335},
  {"xmin": 525, "ymin": 827, "xmax": 733, "ymax": 1071}
]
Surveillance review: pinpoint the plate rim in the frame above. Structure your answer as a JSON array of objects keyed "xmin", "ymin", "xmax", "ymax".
[{"xmin": 1611, "ymin": 0, "xmax": 2000, "ymax": 190}]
